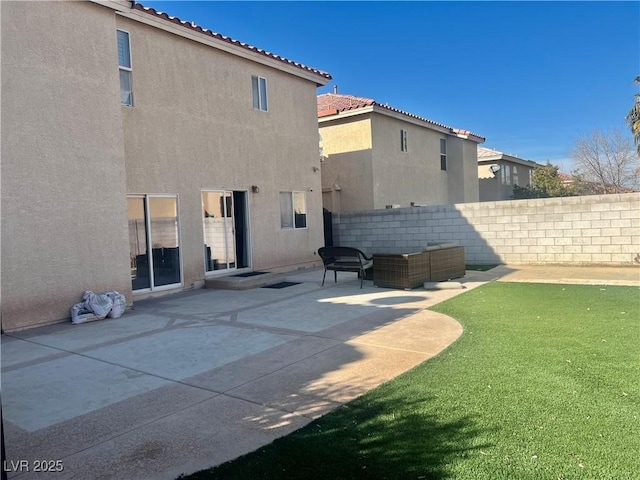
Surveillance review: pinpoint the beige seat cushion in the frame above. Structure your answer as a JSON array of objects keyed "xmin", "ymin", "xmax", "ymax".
[{"xmin": 424, "ymin": 242, "xmax": 458, "ymax": 252}]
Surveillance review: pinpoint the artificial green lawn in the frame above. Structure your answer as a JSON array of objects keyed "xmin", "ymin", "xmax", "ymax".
[{"xmin": 181, "ymin": 283, "xmax": 639, "ymax": 480}]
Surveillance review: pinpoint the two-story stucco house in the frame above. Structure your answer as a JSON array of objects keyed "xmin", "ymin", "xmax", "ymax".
[
  {"xmin": 477, "ymin": 147, "xmax": 542, "ymax": 201},
  {"xmin": 1, "ymin": 0, "xmax": 330, "ymax": 331},
  {"xmin": 317, "ymin": 92, "xmax": 484, "ymax": 213}
]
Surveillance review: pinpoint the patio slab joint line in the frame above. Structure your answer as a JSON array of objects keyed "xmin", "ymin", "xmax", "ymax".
[{"xmin": 1, "ymin": 336, "xmax": 231, "ymax": 395}]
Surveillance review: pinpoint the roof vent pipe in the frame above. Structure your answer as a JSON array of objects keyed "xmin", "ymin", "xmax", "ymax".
[{"xmin": 333, "ymin": 85, "xmax": 338, "ymax": 94}]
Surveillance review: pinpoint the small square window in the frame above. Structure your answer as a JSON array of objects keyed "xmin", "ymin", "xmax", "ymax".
[
  {"xmin": 252, "ymin": 75, "xmax": 268, "ymax": 111},
  {"xmin": 280, "ymin": 191, "xmax": 306, "ymax": 229}
]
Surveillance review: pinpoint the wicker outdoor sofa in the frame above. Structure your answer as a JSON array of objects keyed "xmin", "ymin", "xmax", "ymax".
[{"xmin": 373, "ymin": 243, "xmax": 465, "ymax": 290}]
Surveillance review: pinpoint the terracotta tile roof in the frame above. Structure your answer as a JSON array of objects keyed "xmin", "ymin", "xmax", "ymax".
[
  {"xmin": 132, "ymin": 2, "xmax": 331, "ymax": 82},
  {"xmin": 317, "ymin": 93, "xmax": 484, "ymax": 141},
  {"xmin": 317, "ymin": 94, "xmax": 375, "ymax": 112}
]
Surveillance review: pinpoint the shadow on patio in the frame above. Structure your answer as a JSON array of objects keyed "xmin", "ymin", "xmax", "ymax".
[{"xmin": 1, "ymin": 268, "xmax": 496, "ymax": 479}]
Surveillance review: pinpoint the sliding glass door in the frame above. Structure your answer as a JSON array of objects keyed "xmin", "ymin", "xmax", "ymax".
[{"xmin": 128, "ymin": 195, "xmax": 181, "ymax": 291}]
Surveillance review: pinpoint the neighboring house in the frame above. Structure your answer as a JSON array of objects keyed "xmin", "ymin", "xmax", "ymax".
[
  {"xmin": 2, "ymin": 0, "xmax": 330, "ymax": 331},
  {"xmin": 558, "ymin": 172, "xmax": 575, "ymax": 184},
  {"xmin": 477, "ymin": 147, "xmax": 542, "ymax": 201},
  {"xmin": 558, "ymin": 172, "xmax": 637, "ymax": 195},
  {"xmin": 317, "ymin": 93, "xmax": 485, "ymax": 213}
]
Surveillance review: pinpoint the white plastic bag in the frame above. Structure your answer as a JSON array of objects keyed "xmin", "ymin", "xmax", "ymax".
[
  {"xmin": 106, "ymin": 291, "xmax": 126, "ymax": 319},
  {"xmin": 82, "ymin": 291, "xmax": 113, "ymax": 319},
  {"xmin": 71, "ymin": 302, "xmax": 100, "ymax": 325}
]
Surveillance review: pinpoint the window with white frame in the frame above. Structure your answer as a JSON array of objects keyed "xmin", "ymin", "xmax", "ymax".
[
  {"xmin": 440, "ymin": 138, "xmax": 447, "ymax": 170},
  {"xmin": 117, "ymin": 30, "xmax": 133, "ymax": 106},
  {"xmin": 501, "ymin": 165, "xmax": 511, "ymax": 185},
  {"xmin": 529, "ymin": 168, "xmax": 533, "ymax": 186},
  {"xmin": 280, "ymin": 191, "xmax": 307, "ymax": 229},
  {"xmin": 400, "ymin": 129, "xmax": 408, "ymax": 152},
  {"xmin": 513, "ymin": 166, "xmax": 519, "ymax": 185},
  {"xmin": 252, "ymin": 75, "xmax": 268, "ymax": 111}
]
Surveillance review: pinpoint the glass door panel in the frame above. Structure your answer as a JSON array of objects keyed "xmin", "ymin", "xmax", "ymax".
[
  {"xmin": 202, "ymin": 191, "xmax": 236, "ymax": 272},
  {"xmin": 148, "ymin": 197, "xmax": 180, "ymax": 287},
  {"xmin": 128, "ymin": 195, "xmax": 181, "ymax": 291},
  {"xmin": 128, "ymin": 197, "xmax": 150, "ymax": 290},
  {"xmin": 226, "ymin": 193, "xmax": 236, "ymax": 268}
]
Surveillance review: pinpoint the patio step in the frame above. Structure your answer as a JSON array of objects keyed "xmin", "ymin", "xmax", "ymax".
[{"xmin": 204, "ymin": 271, "xmax": 287, "ymax": 290}]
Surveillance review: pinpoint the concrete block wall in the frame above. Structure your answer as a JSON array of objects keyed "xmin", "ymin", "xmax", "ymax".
[{"xmin": 332, "ymin": 192, "xmax": 640, "ymax": 266}]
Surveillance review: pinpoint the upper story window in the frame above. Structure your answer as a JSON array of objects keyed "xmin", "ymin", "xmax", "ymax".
[
  {"xmin": 501, "ymin": 164, "xmax": 512, "ymax": 185},
  {"xmin": 117, "ymin": 30, "xmax": 133, "ymax": 106},
  {"xmin": 400, "ymin": 129, "xmax": 408, "ymax": 152},
  {"xmin": 513, "ymin": 166, "xmax": 519, "ymax": 186},
  {"xmin": 440, "ymin": 138, "xmax": 447, "ymax": 171},
  {"xmin": 528, "ymin": 168, "xmax": 534, "ymax": 186},
  {"xmin": 252, "ymin": 75, "xmax": 268, "ymax": 111},
  {"xmin": 280, "ymin": 191, "xmax": 307, "ymax": 229}
]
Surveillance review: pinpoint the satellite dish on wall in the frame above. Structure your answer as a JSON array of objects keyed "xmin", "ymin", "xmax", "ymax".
[{"xmin": 489, "ymin": 164, "xmax": 501, "ymax": 174}]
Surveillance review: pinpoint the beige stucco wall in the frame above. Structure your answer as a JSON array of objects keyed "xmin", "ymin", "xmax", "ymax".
[
  {"xmin": 1, "ymin": 1, "xmax": 132, "ymax": 330},
  {"xmin": 462, "ymin": 140, "xmax": 481, "ymax": 202},
  {"xmin": 1, "ymin": 1, "xmax": 327, "ymax": 330},
  {"xmin": 116, "ymin": 14, "xmax": 325, "ymax": 285},
  {"xmin": 370, "ymin": 113, "xmax": 446, "ymax": 208},
  {"xmin": 446, "ymin": 136, "xmax": 479, "ymax": 204},
  {"xmin": 319, "ymin": 112, "xmax": 480, "ymax": 213},
  {"xmin": 319, "ymin": 116, "xmax": 374, "ymax": 213},
  {"xmin": 370, "ymin": 113, "xmax": 479, "ymax": 209}
]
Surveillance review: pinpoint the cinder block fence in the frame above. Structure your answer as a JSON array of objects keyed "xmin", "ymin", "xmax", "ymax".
[{"xmin": 332, "ymin": 193, "xmax": 640, "ymax": 266}]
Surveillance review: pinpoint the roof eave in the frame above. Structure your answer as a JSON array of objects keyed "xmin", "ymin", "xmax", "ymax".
[
  {"xmin": 318, "ymin": 106, "xmax": 376, "ymax": 123},
  {"xmin": 92, "ymin": 0, "xmax": 331, "ymax": 86},
  {"xmin": 455, "ymin": 132, "xmax": 485, "ymax": 143},
  {"xmin": 478, "ymin": 157, "xmax": 542, "ymax": 168},
  {"xmin": 318, "ymin": 104, "xmax": 485, "ymax": 141}
]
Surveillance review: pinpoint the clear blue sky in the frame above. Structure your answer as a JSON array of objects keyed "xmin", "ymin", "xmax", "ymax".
[{"xmin": 141, "ymin": 1, "xmax": 639, "ymax": 172}]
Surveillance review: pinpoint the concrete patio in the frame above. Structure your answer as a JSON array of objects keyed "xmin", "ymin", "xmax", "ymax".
[{"xmin": 2, "ymin": 265, "xmax": 638, "ymax": 479}]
